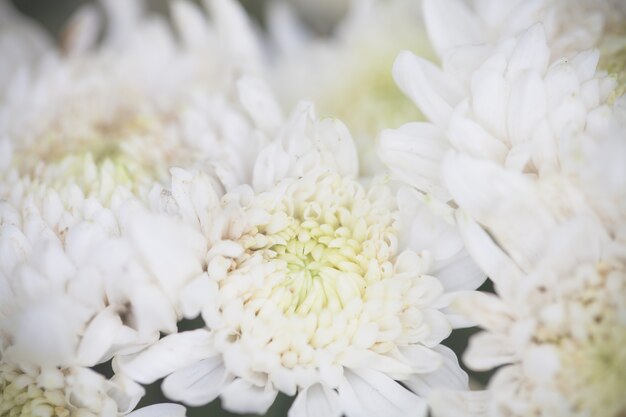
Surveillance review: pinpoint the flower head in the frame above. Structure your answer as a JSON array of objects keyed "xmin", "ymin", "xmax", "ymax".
[
  {"xmin": 118, "ymin": 103, "xmax": 484, "ymax": 417},
  {"xmin": 431, "ymin": 221, "xmax": 626, "ymax": 417}
]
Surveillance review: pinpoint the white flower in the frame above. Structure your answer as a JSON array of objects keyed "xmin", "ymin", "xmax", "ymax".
[
  {"xmin": 430, "ymin": 219, "xmax": 626, "ymax": 417},
  {"xmin": 381, "ymin": 21, "xmax": 626, "ymax": 261},
  {"xmin": 269, "ymin": 0, "xmax": 436, "ymax": 175},
  {"xmin": 0, "ymin": 359, "xmax": 185, "ymax": 417},
  {"xmin": 117, "ymin": 103, "xmax": 484, "ymax": 417},
  {"xmin": 0, "ymin": 1, "xmax": 49, "ymax": 94},
  {"xmin": 1, "ymin": 0, "xmax": 264, "ymax": 198},
  {"xmin": 0, "ymin": 0, "xmax": 271, "ymax": 352},
  {"xmin": 422, "ymin": 0, "xmax": 626, "ymax": 63}
]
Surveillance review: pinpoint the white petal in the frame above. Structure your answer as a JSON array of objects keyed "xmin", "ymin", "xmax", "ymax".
[
  {"xmin": 126, "ymin": 404, "xmax": 187, "ymax": 417},
  {"xmin": 470, "ymin": 55, "xmax": 508, "ymax": 141},
  {"xmin": 506, "ymin": 24, "xmax": 549, "ymax": 79},
  {"xmin": 127, "ymin": 210, "xmax": 205, "ymax": 300},
  {"xmin": 443, "ymin": 153, "xmax": 555, "ymax": 272},
  {"xmin": 393, "ymin": 51, "xmax": 463, "ymax": 126},
  {"xmin": 207, "ymin": 0, "xmax": 261, "ymax": 72},
  {"xmin": 77, "ymin": 307, "xmax": 123, "ymax": 366},
  {"xmin": 429, "ymin": 389, "xmax": 490, "ymax": 417},
  {"xmin": 421, "ymin": 309, "xmax": 452, "ymax": 347},
  {"xmin": 180, "ymin": 274, "xmax": 213, "ymax": 319},
  {"xmin": 62, "ymin": 3, "xmax": 102, "ymax": 54},
  {"xmin": 422, "ymin": 0, "xmax": 482, "ymax": 57},
  {"xmin": 454, "ymin": 211, "xmax": 523, "ymax": 296},
  {"xmin": 434, "ymin": 248, "xmax": 486, "ymax": 292},
  {"xmin": 397, "ymin": 345, "xmax": 443, "ymax": 374},
  {"xmin": 448, "ymin": 101, "xmax": 508, "ymax": 163},
  {"xmin": 464, "ymin": 331, "xmax": 516, "ymax": 371},
  {"xmin": 238, "ymin": 75, "xmax": 284, "ymax": 134},
  {"xmin": 379, "ymin": 122, "xmax": 450, "ymax": 201},
  {"xmin": 570, "ymin": 49, "xmax": 599, "ymax": 83},
  {"xmin": 453, "ymin": 292, "xmax": 512, "ymax": 333},
  {"xmin": 507, "ymin": 70, "xmax": 547, "ymax": 146},
  {"xmin": 288, "ymin": 384, "xmax": 342, "ymax": 417},
  {"xmin": 162, "ymin": 356, "xmax": 232, "ymax": 406},
  {"xmin": 338, "ymin": 369, "xmax": 428, "ymax": 417},
  {"xmin": 116, "ymin": 330, "xmax": 215, "ymax": 384},
  {"xmin": 170, "ymin": 0, "xmax": 212, "ymax": 49},
  {"xmin": 404, "ymin": 345, "xmax": 468, "ymax": 396},
  {"xmin": 220, "ymin": 379, "xmax": 278, "ymax": 414}
]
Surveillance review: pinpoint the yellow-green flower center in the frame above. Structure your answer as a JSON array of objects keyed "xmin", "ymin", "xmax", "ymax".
[
  {"xmin": 237, "ymin": 173, "xmax": 396, "ymax": 317},
  {"xmin": 0, "ymin": 366, "xmax": 70, "ymax": 417},
  {"xmin": 535, "ymin": 261, "xmax": 626, "ymax": 417},
  {"xmin": 599, "ymin": 36, "xmax": 626, "ymax": 102}
]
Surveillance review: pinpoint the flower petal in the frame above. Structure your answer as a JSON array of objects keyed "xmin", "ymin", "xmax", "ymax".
[
  {"xmin": 162, "ymin": 356, "xmax": 232, "ymax": 406},
  {"xmin": 338, "ymin": 369, "xmax": 428, "ymax": 417},
  {"xmin": 220, "ymin": 378, "xmax": 278, "ymax": 414},
  {"xmin": 116, "ymin": 329, "xmax": 215, "ymax": 384},
  {"xmin": 126, "ymin": 404, "xmax": 187, "ymax": 417},
  {"xmin": 288, "ymin": 384, "xmax": 342, "ymax": 417},
  {"xmin": 404, "ymin": 345, "xmax": 468, "ymax": 396}
]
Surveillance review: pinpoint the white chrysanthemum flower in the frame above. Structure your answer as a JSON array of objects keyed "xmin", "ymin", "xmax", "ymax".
[
  {"xmin": 117, "ymin": 102, "xmax": 484, "ymax": 417},
  {"xmin": 269, "ymin": 0, "xmax": 436, "ymax": 175},
  {"xmin": 0, "ymin": 354, "xmax": 186, "ymax": 417},
  {"xmin": 429, "ymin": 219, "xmax": 626, "ymax": 417},
  {"xmin": 2, "ymin": 0, "xmax": 265, "ymax": 197},
  {"xmin": 0, "ymin": 0, "xmax": 271, "ymax": 348},
  {"xmin": 381, "ymin": 21, "xmax": 626, "ymax": 260}
]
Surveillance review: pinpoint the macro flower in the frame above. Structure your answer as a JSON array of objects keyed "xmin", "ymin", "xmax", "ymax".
[
  {"xmin": 381, "ymin": 17, "xmax": 625, "ymax": 260},
  {"xmin": 429, "ymin": 218, "xmax": 626, "ymax": 417},
  {"xmin": 269, "ymin": 0, "xmax": 436, "ymax": 175},
  {"xmin": 117, "ymin": 100, "xmax": 484, "ymax": 417},
  {"xmin": 0, "ymin": 354, "xmax": 186, "ymax": 417},
  {"xmin": 0, "ymin": 0, "xmax": 269, "ymax": 346},
  {"xmin": 0, "ymin": 1, "xmax": 266, "ymax": 415}
]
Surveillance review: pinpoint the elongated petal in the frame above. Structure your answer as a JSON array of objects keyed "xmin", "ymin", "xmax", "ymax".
[
  {"xmin": 220, "ymin": 379, "xmax": 278, "ymax": 414},
  {"xmin": 393, "ymin": 51, "xmax": 463, "ymax": 126},
  {"xmin": 162, "ymin": 356, "xmax": 232, "ymax": 406},
  {"xmin": 404, "ymin": 345, "xmax": 468, "ymax": 396},
  {"xmin": 116, "ymin": 330, "xmax": 215, "ymax": 384},
  {"xmin": 422, "ymin": 0, "xmax": 482, "ymax": 57},
  {"xmin": 429, "ymin": 389, "xmax": 490, "ymax": 417},
  {"xmin": 288, "ymin": 384, "xmax": 342, "ymax": 417},
  {"xmin": 464, "ymin": 332, "xmax": 516, "ymax": 371},
  {"xmin": 338, "ymin": 369, "xmax": 428, "ymax": 417},
  {"xmin": 126, "ymin": 404, "xmax": 187, "ymax": 417}
]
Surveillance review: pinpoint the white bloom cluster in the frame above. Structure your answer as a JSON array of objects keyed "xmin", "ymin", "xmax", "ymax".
[{"xmin": 0, "ymin": 0, "xmax": 624, "ymax": 417}]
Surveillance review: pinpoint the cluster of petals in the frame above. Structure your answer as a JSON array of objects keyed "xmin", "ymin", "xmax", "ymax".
[
  {"xmin": 378, "ymin": 0, "xmax": 626, "ymax": 416},
  {"xmin": 0, "ymin": 0, "xmax": 269, "ymax": 415},
  {"xmin": 118, "ymin": 96, "xmax": 485, "ymax": 417}
]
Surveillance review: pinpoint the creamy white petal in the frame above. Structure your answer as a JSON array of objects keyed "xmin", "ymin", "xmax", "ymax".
[
  {"xmin": 126, "ymin": 404, "xmax": 187, "ymax": 417},
  {"xmin": 338, "ymin": 368, "xmax": 428, "ymax": 417},
  {"xmin": 393, "ymin": 51, "xmax": 464, "ymax": 126},
  {"xmin": 288, "ymin": 384, "xmax": 342, "ymax": 417},
  {"xmin": 116, "ymin": 329, "xmax": 215, "ymax": 384},
  {"xmin": 464, "ymin": 332, "xmax": 517, "ymax": 371},
  {"xmin": 162, "ymin": 356, "xmax": 232, "ymax": 406},
  {"xmin": 429, "ymin": 389, "xmax": 490, "ymax": 417},
  {"xmin": 220, "ymin": 379, "xmax": 278, "ymax": 414},
  {"xmin": 403, "ymin": 345, "xmax": 468, "ymax": 397},
  {"xmin": 422, "ymin": 0, "xmax": 482, "ymax": 57}
]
